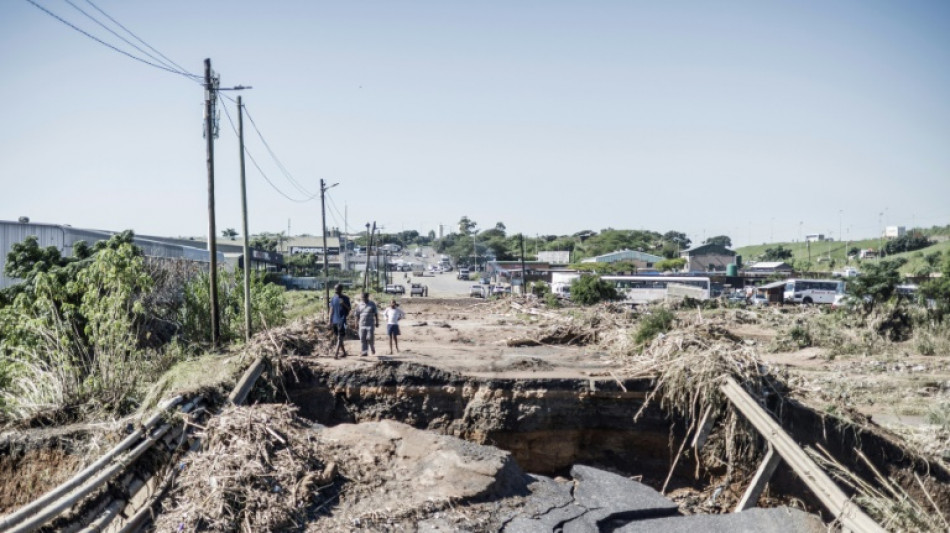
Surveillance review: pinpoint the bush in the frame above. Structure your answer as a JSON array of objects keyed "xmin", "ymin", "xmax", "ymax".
[
  {"xmin": 569, "ymin": 275, "xmax": 620, "ymax": 305},
  {"xmin": 181, "ymin": 269, "xmax": 286, "ymax": 345},
  {"xmin": 0, "ymin": 234, "xmax": 170, "ymax": 420},
  {"xmin": 634, "ymin": 308, "xmax": 674, "ymax": 346}
]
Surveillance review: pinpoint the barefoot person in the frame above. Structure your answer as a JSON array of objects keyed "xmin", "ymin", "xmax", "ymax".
[
  {"xmin": 356, "ymin": 292, "xmax": 379, "ymax": 356},
  {"xmin": 330, "ymin": 284, "xmax": 351, "ymax": 358},
  {"xmin": 384, "ymin": 300, "xmax": 406, "ymax": 354}
]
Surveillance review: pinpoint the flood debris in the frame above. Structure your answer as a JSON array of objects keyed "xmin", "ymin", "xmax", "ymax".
[{"xmin": 154, "ymin": 404, "xmax": 332, "ymax": 532}]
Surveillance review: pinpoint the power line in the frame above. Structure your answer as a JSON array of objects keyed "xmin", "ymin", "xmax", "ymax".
[
  {"xmin": 242, "ymin": 106, "xmax": 316, "ymax": 198},
  {"xmin": 23, "ymin": 0, "xmax": 200, "ymax": 81},
  {"xmin": 218, "ymin": 96, "xmax": 318, "ymax": 203},
  {"xmin": 81, "ymin": 0, "xmax": 193, "ymax": 76},
  {"xmin": 326, "ymin": 193, "xmax": 355, "ymax": 234},
  {"xmin": 62, "ymin": 0, "xmax": 188, "ymax": 77}
]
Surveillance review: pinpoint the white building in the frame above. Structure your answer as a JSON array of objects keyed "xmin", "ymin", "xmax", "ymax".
[{"xmin": 884, "ymin": 226, "xmax": 906, "ymax": 239}]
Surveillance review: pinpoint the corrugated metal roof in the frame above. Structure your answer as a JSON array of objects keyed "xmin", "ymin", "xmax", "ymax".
[{"xmin": 581, "ymin": 249, "xmax": 664, "ymax": 263}]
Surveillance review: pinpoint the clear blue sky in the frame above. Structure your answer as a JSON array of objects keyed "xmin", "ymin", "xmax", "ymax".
[{"xmin": 1, "ymin": 1, "xmax": 948, "ymax": 246}]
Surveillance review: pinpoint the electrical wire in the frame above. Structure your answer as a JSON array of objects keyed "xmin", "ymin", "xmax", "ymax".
[
  {"xmin": 23, "ymin": 0, "xmax": 200, "ymax": 81},
  {"xmin": 217, "ymin": 96, "xmax": 318, "ymax": 203},
  {"xmin": 242, "ymin": 106, "xmax": 316, "ymax": 198},
  {"xmin": 326, "ymin": 193, "xmax": 356, "ymax": 234},
  {"xmin": 62, "ymin": 0, "xmax": 192, "ymax": 79},
  {"xmin": 81, "ymin": 0, "xmax": 193, "ymax": 76}
]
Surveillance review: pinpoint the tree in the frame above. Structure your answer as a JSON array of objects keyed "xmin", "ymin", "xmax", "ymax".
[
  {"xmin": 762, "ymin": 246, "xmax": 793, "ymax": 261},
  {"xmin": 662, "ymin": 231, "xmax": 691, "ymax": 250},
  {"xmin": 458, "ymin": 216, "xmax": 477, "ymax": 236},
  {"xmin": 847, "ymin": 258, "xmax": 904, "ymax": 314},
  {"xmin": 655, "ymin": 258, "xmax": 687, "ymax": 272},
  {"xmin": 569, "ymin": 275, "xmax": 620, "ymax": 305},
  {"xmin": 222, "ymin": 228, "xmax": 238, "ymax": 240},
  {"xmin": 920, "ymin": 255, "xmax": 950, "ymax": 318},
  {"xmin": 883, "ymin": 232, "xmax": 932, "ymax": 255},
  {"xmin": 494, "ymin": 222, "xmax": 507, "ymax": 235},
  {"xmin": 704, "ymin": 235, "xmax": 732, "ymax": 248}
]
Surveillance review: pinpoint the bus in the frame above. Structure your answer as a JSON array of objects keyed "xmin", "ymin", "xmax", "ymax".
[
  {"xmin": 601, "ymin": 276, "xmax": 712, "ymax": 305},
  {"xmin": 783, "ymin": 279, "xmax": 845, "ymax": 304}
]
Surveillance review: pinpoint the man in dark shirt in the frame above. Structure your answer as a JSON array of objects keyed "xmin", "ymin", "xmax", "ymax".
[{"xmin": 329, "ymin": 284, "xmax": 351, "ymax": 358}]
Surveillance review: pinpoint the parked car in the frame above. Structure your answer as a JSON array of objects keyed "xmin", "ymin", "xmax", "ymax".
[
  {"xmin": 383, "ymin": 284, "xmax": 405, "ymax": 295},
  {"xmin": 479, "ymin": 276, "xmax": 490, "ymax": 285},
  {"xmin": 470, "ymin": 285, "xmax": 486, "ymax": 298},
  {"xmin": 410, "ymin": 283, "xmax": 428, "ymax": 297},
  {"xmin": 749, "ymin": 294, "xmax": 768, "ymax": 306},
  {"xmin": 491, "ymin": 285, "xmax": 511, "ymax": 296}
]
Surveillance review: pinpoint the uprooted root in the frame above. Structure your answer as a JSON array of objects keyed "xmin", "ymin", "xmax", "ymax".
[{"xmin": 154, "ymin": 404, "xmax": 334, "ymax": 532}]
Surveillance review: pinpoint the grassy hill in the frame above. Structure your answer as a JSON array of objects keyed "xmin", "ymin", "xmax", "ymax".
[{"xmin": 736, "ymin": 236, "xmax": 949, "ymax": 276}]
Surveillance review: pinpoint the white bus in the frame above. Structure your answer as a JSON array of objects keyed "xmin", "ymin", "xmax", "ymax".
[
  {"xmin": 601, "ymin": 276, "xmax": 712, "ymax": 305},
  {"xmin": 783, "ymin": 279, "xmax": 845, "ymax": 304}
]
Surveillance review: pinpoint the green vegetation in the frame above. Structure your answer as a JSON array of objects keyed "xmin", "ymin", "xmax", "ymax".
[
  {"xmin": 634, "ymin": 308, "xmax": 675, "ymax": 346},
  {"xmin": 655, "ymin": 258, "xmax": 686, "ymax": 272},
  {"xmin": 0, "ymin": 232, "xmax": 287, "ymax": 424},
  {"xmin": 568, "ymin": 275, "xmax": 620, "ymax": 305},
  {"xmin": 736, "ymin": 234, "xmax": 950, "ymax": 276}
]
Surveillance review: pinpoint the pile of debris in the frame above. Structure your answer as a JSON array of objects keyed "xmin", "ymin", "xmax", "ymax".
[
  {"xmin": 154, "ymin": 404, "xmax": 334, "ymax": 531},
  {"xmin": 246, "ymin": 317, "xmax": 333, "ymax": 358}
]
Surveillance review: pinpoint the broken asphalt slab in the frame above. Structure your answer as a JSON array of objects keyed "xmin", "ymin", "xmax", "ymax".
[{"xmin": 616, "ymin": 507, "xmax": 826, "ymax": 533}]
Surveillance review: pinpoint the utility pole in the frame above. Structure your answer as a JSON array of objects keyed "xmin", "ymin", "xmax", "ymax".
[
  {"xmin": 204, "ymin": 58, "xmax": 220, "ymax": 346},
  {"xmin": 363, "ymin": 222, "xmax": 375, "ymax": 292},
  {"xmin": 520, "ymin": 233, "xmax": 527, "ymax": 295},
  {"xmin": 237, "ymin": 96, "xmax": 252, "ymax": 342},
  {"xmin": 319, "ymin": 179, "xmax": 338, "ymax": 321},
  {"xmin": 375, "ymin": 227, "xmax": 381, "ymax": 290}
]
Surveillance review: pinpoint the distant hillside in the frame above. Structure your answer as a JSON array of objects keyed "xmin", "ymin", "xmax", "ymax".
[{"xmin": 736, "ymin": 234, "xmax": 948, "ymax": 276}]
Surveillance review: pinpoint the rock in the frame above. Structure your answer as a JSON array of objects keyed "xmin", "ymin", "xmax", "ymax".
[
  {"xmin": 570, "ymin": 464, "xmax": 679, "ymax": 522},
  {"xmin": 313, "ymin": 420, "xmax": 527, "ymax": 520},
  {"xmin": 615, "ymin": 507, "xmax": 826, "ymax": 533}
]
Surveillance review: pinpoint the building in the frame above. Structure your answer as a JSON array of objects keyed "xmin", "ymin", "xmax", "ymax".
[
  {"xmin": 0, "ymin": 219, "xmax": 224, "ymax": 289},
  {"xmin": 804, "ymin": 234, "xmax": 825, "ymax": 242},
  {"xmin": 580, "ymin": 249, "xmax": 664, "ymax": 270},
  {"xmin": 679, "ymin": 244, "xmax": 736, "ymax": 272},
  {"xmin": 884, "ymin": 226, "xmax": 906, "ymax": 239},
  {"xmin": 487, "ymin": 261, "xmax": 552, "ymax": 283},
  {"xmin": 537, "ymin": 251, "xmax": 571, "ymax": 264},
  {"xmin": 745, "ymin": 261, "xmax": 793, "ymax": 274}
]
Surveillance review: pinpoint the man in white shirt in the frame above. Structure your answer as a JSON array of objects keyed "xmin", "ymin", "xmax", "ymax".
[{"xmin": 384, "ymin": 300, "xmax": 406, "ymax": 354}]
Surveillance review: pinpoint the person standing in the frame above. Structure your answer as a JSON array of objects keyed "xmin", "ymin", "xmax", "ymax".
[
  {"xmin": 384, "ymin": 300, "xmax": 406, "ymax": 354},
  {"xmin": 330, "ymin": 284, "xmax": 351, "ymax": 359},
  {"xmin": 356, "ymin": 292, "xmax": 379, "ymax": 356}
]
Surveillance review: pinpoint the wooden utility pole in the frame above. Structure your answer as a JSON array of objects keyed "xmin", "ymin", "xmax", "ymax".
[
  {"xmin": 237, "ymin": 96, "xmax": 252, "ymax": 342},
  {"xmin": 204, "ymin": 58, "xmax": 220, "ymax": 346},
  {"xmin": 320, "ymin": 179, "xmax": 331, "ymax": 321},
  {"xmin": 520, "ymin": 233, "xmax": 527, "ymax": 295},
  {"xmin": 363, "ymin": 222, "xmax": 375, "ymax": 292}
]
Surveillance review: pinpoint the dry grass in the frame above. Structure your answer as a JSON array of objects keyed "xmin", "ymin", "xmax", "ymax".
[{"xmin": 154, "ymin": 404, "xmax": 335, "ymax": 532}]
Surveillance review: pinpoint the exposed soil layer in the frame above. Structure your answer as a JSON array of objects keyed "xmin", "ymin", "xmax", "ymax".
[
  {"xmin": 277, "ymin": 359, "xmax": 675, "ymax": 484},
  {"xmin": 0, "ymin": 425, "xmax": 107, "ymax": 514}
]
